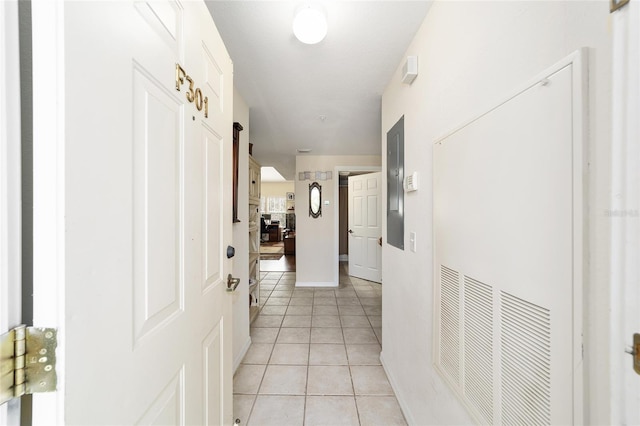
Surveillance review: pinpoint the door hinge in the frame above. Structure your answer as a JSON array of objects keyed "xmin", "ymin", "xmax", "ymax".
[
  {"xmin": 0, "ymin": 325, "xmax": 57, "ymax": 405},
  {"xmin": 624, "ymin": 333, "xmax": 640, "ymax": 375}
]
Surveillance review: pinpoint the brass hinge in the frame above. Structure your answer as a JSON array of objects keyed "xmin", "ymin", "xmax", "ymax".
[
  {"xmin": 625, "ymin": 333, "xmax": 640, "ymax": 375},
  {"xmin": 0, "ymin": 325, "xmax": 57, "ymax": 405}
]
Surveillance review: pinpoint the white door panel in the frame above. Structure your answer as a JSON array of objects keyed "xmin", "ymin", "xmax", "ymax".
[
  {"xmin": 611, "ymin": 2, "xmax": 640, "ymax": 423},
  {"xmin": 349, "ymin": 173, "xmax": 382, "ymax": 283},
  {"xmin": 31, "ymin": 1, "xmax": 233, "ymax": 423}
]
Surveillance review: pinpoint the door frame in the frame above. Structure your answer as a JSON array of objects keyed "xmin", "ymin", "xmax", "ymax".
[
  {"xmin": 1, "ymin": 0, "xmax": 23, "ymax": 422},
  {"xmin": 333, "ymin": 165, "xmax": 381, "ymax": 286}
]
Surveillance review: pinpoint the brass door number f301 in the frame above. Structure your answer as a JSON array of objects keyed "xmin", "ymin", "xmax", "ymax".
[
  {"xmin": 610, "ymin": 0, "xmax": 630, "ymax": 12},
  {"xmin": 175, "ymin": 64, "xmax": 209, "ymax": 118}
]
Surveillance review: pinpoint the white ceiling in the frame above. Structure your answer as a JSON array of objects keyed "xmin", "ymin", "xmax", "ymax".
[{"xmin": 205, "ymin": 1, "xmax": 432, "ymax": 180}]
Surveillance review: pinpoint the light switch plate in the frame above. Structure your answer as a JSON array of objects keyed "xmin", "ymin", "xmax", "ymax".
[{"xmin": 410, "ymin": 232, "xmax": 416, "ymax": 252}]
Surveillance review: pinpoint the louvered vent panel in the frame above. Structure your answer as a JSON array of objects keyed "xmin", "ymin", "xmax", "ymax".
[
  {"xmin": 463, "ymin": 276, "xmax": 494, "ymax": 424},
  {"xmin": 500, "ymin": 292, "xmax": 551, "ymax": 425},
  {"xmin": 440, "ymin": 265, "xmax": 460, "ymax": 386}
]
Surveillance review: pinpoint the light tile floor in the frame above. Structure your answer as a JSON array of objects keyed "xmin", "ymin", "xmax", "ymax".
[{"xmin": 233, "ymin": 268, "xmax": 407, "ymax": 426}]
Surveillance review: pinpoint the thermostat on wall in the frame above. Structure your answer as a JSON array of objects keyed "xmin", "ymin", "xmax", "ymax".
[{"xmin": 404, "ymin": 172, "xmax": 419, "ymax": 192}]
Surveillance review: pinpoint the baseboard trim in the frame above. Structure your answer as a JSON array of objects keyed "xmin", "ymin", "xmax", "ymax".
[
  {"xmin": 234, "ymin": 336, "xmax": 252, "ymax": 374},
  {"xmin": 295, "ymin": 281, "xmax": 337, "ymax": 288},
  {"xmin": 380, "ymin": 351, "xmax": 415, "ymax": 426}
]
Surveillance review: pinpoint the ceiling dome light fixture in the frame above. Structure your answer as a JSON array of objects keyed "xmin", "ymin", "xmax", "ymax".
[{"xmin": 293, "ymin": 4, "xmax": 327, "ymax": 44}]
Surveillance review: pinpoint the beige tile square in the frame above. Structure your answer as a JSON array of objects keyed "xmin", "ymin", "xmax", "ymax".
[
  {"xmin": 355, "ymin": 289, "xmax": 378, "ymax": 298},
  {"xmin": 286, "ymin": 305, "xmax": 313, "ymax": 316},
  {"xmin": 260, "ymin": 305, "xmax": 287, "ymax": 315},
  {"xmin": 338, "ymin": 305, "xmax": 366, "ymax": 316},
  {"xmin": 368, "ymin": 315, "xmax": 382, "ymax": 327},
  {"xmin": 271, "ymin": 290, "xmax": 293, "ymax": 298},
  {"xmin": 351, "ymin": 366, "xmax": 394, "ymax": 395},
  {"xmin": 310, "ymin": 327, "xmax": 344, "ymax": 344},
  {"xmin": 265, "ymin": 272, "xmax": 283, "ymax": 279},
  {"xmin": 259, "ymin": 365, "xmax": 307, "ymax": 395},
  {"xmin": 269, "ymin": 343, "xmax": 309, "ymax": 365},
  {"xmin": 343, "ymin": 327, "xmax": 378, "ymax": 344},
  {"xmin": 312, "ymin": 315, "xmax": 341, "ymax": 328},
  {"xmin": 334, "ymin": 289, "xmax": 357, "ymax": 297},
  {"xmin": 291, "ymin": 289, "xmax": 314, "ymax": 298},
  {"xmin": 340, "ymin": 315, "xmax": 372, "ymax": 328},
  {"xmin": 276, "ymin": 328, "xmax": 311, "ymax": 344},
  {"xmin": 242, "ymin": 343, "xmax": 273, "ymax": 364},
  {"xmin": 356, "ymin": 396, "xmax": 407, "ymax": 426},
  {"xmin": 265, "ymin": 297, "xmax": 290, "ymax": 306},
  {"xmin": 233, "ymin": 364, "xmax": 266, "ymax": 394},
  {"xmin": 313, "ymin": 297, "xmax": 338, "ymax": 306},
  {"xmin": 252, "ymin": 315, "xmax": 283, "ymax": 328},
  {"xmin": 282, "ymin": 315, "xmax": 311, "ymax": 328},
  {"xmin": 346, "ymin": 344, "xmax": 381, "ymax": 365},
  {"xmin": 364, "ymin": 305, "xmax": 382, "ymax": 316},
  {"xmin": 307, "ymin": 366, "xmax": 353, "ymax": 395},
  {"xmin": 359, "ymin": 297, "xmax": 382, "ymax": 306},
  {"xmin": 260, "ymin": 284, "xmax": 276, "ymax": 291},
  {"xmin": 275, "ymin": 283, "xmax": 295, "ymax": 290},
  {"xmin": 313, "ymin": 289, "xmax": 336, "ymax": 297},
  {"xmin": 336, "ymin": 297, "xmax": 360, "ymax": 306},
  {"xmin": 312, "ymin": 305, "xmax": 339, "ymax": 316},
  {"xmin": 233, "ymin": 394, "xmax": 255, "ymax": 425},
  {"xmin": 248, "ymin": 395, "xmax": 305, "ymax": 426},
  {"xmin": 305, "ymin": 396, "xmax": 359, "ymax": 426},
  {"xmin": 250, "ymin": 327, "xmax": 279, "ymax": 343},
  {"xmin": 289, "ymin": 297, "xmax": 313, "ymax": 306},
  {"xmin": 373, "ymin": 327, "xmax": 382, "ymax": 342},
  {"xmin": 309, "ymin": 343, "xmax": 348, "ymax": 365}
]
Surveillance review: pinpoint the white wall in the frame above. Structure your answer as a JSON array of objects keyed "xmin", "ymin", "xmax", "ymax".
[
  {"xmin": 381, "ymin": 2, "xmax": 612, "ymax": 424},
  {"xmin": 295, "ymin": 155, "xmax": 380, "ymax": 286},
  {"xmin": 232, "ymin": 87, "xmax": 251, "ymax": 371}
]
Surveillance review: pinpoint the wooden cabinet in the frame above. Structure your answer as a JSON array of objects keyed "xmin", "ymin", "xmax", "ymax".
[
  {"xmin": 284, "ymin": 233, "xmax": 296, "ymax": 255},
  {"xmin": 249, "ymin": 156, "xmax": 261, "ymax": 205},
  {"xmin": 248, "ymin": 155, "xmax": 261, "ymax": 323}
]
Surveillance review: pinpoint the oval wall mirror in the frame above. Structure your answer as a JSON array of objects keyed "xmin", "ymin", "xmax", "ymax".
[{"xmin": 309, "ymin": 182, "xmax": 321, "ymax": 218}]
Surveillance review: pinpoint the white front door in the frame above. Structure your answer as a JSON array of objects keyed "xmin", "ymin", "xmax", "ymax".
[
  {"xmin": 348, "ymin": 173, "xmax": 382, "ymax": 283},
  {"xmin": 0, "ymin": 0, "xmax": 22, "ymax": 423},
  {"xmin": 30, "ymin": 1, "xmax": 234, "ymax": 423},
  {"xmin": 611, "ymin": 1, "xmax": 640, "ymax": 423}
]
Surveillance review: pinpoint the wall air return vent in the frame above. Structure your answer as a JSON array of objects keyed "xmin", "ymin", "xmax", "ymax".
[
  {"xmin": 500, "ymin": 291, "xmax": 551, "ymax": 425},
  {"xmin": 439, "ymin": 265, "xmax": 460, "ymax": 386},
  {"xmin": 463, "ymin": 276, "xmax": 494, "ymax": 424}
]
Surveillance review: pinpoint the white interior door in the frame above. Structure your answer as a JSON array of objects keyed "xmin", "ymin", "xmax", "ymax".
[
  {"xmin": 30, "ymin": 1, "xmax": 234, "ymax": 424},
  {"xmin": 0, "ymin": 0, "xmax": 22, "ymax": 423},
  {"xmin": 348, "ymin": 173, "xmax": 382, "ymax": 283},
  {"xmin": 611, "ymin": 1, "xmax": 640, "ymax": 424}
]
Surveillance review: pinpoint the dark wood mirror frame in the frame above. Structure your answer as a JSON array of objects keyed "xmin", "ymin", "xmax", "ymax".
[
  {"xmin": 232, "ymin": 122, "xmax": 243, "ymax": 223},
  {"xmin": 309, "ymin": 182, "xmax": 321, "ymax": 218}
]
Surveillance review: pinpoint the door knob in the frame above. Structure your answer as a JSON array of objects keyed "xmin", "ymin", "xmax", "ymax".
[
  {"xmin": 227, "ymin": 274, "xmax": 240, "ymax": 292},
  {"xmin": 348, "ymin": 229, "xmax": 354, "ymax": 234}
]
